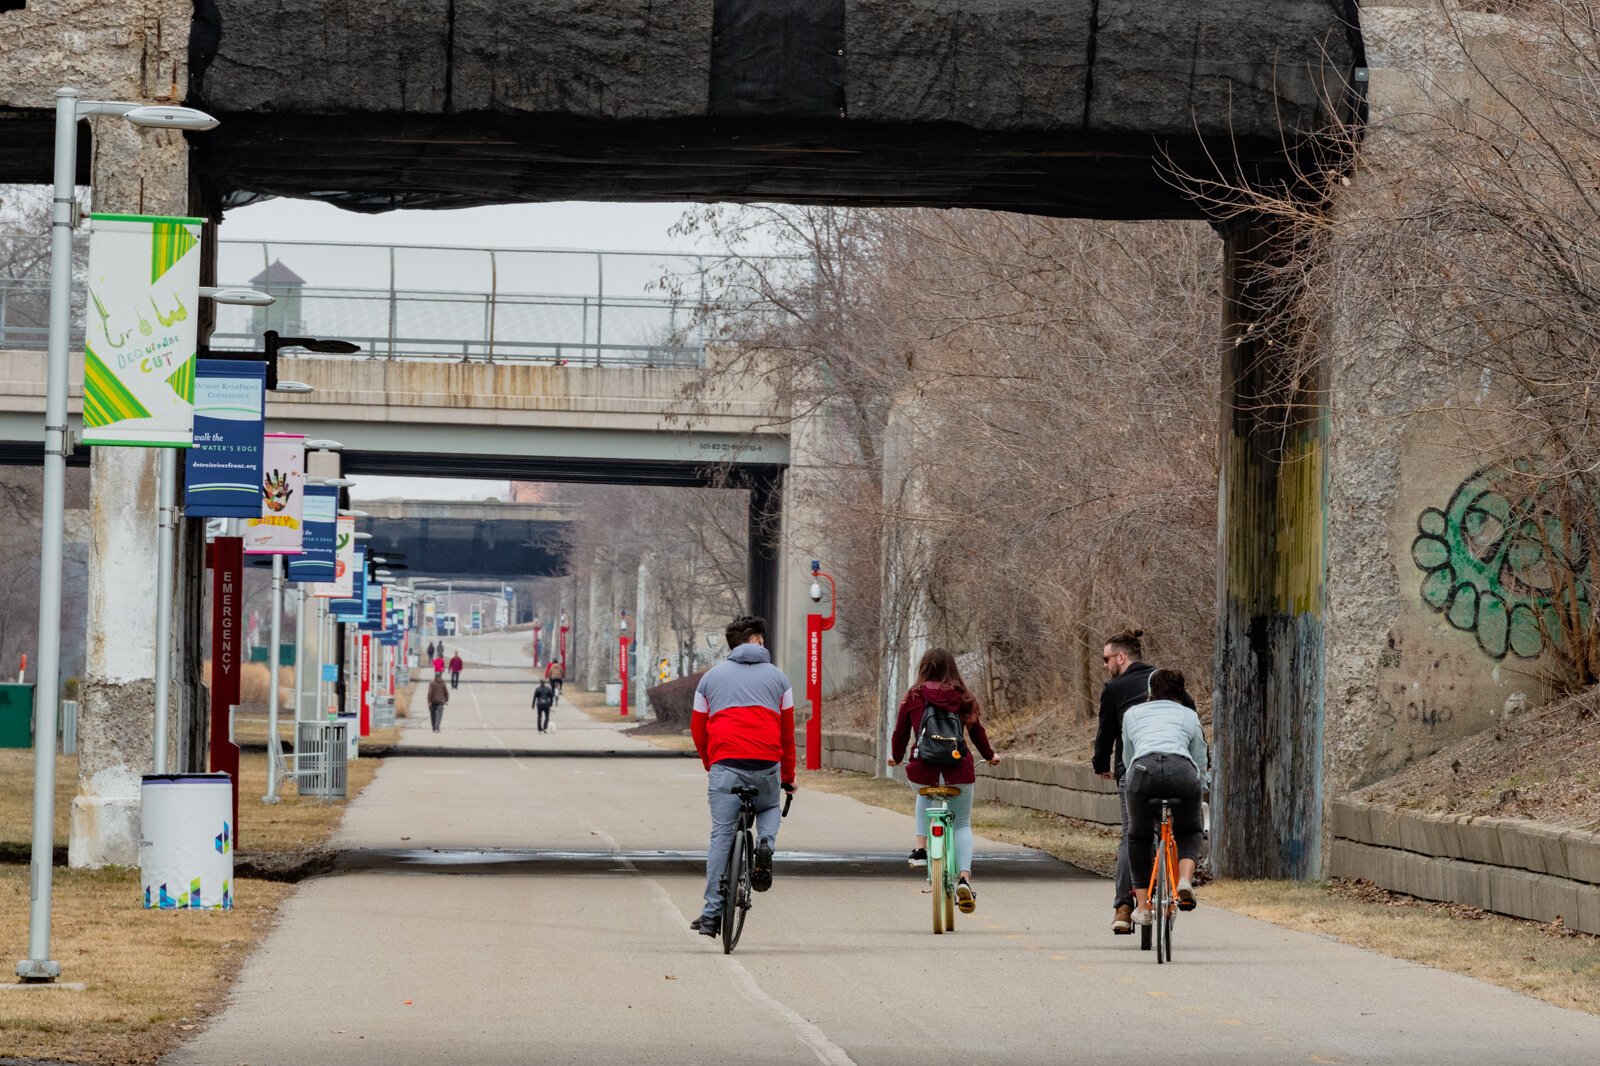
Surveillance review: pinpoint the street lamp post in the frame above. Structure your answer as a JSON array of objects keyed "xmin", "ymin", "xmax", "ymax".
[
  {"xmin": 559, "ymin": 610, "xmax": 570, "ymax": 673},
  {"xmin": 20, "ymin": 88, "xmax": 218, "ymax": 984},
  {"xmin": 805, "ymin": 560, "xmax": 838, "ymax": 771}
]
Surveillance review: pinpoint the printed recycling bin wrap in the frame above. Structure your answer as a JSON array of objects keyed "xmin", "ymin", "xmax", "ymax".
[{"xmin": 140, "ymin": 774, "xmax": 233, "ymax": 910}]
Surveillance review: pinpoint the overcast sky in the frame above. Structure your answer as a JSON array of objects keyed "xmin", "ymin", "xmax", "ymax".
[
  {"xmin": 228, "ymin": 198, "xmax": 711, "ymax": 502},
  {"xmin": 221, "ymin": 198, "xmax": 704, "ymax": 253}
]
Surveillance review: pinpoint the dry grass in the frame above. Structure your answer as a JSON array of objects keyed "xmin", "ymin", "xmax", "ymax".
[
  {"xmin": 566, "ymin": 687, "xmax": 634, "ymax": 726},
  {"xmin": 0, "ymin": 749, "xmax": 75, "ymax": 848},
  {"xmin": 1206, "ymin": 879, "xmax": 1600, "ymax": 1016},
  {"xmin": 633, "ymin": 733, "xmax": 698, "ymax": 753},
  {"xmin": 0, "ymin": 740, "xmax": 389, "ymax": 1063},
  {"xmin": 0, "ymin": 867, "xmax": 296, "ymax": 1063}
]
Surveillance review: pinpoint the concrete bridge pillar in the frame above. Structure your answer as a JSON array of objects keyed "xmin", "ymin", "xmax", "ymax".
[
  {"xmin": 746, "ymin": 473, "xmax": 784, "ymax": 664},
  {"xmin": 1211, "ymin": 217, "xmax": 1327, "ymax": 881},
  {"xmin": 70, "ymin": 123, "xmax": 195, "ymax": 867}
]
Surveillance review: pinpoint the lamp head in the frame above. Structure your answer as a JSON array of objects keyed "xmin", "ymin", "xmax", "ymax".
[
  {"xmin": 123, "ymin": 105, "xmax": 220, "ymax": 131},
  {"xmin": 809, "ymin": 581, "xmax": 823, "ymax": 603},
  {"xmin": 272, "ymin": 380, "xmax": 315, "ymax": 394}
]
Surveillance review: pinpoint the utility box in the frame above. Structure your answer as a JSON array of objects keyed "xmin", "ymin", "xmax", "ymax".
[{"xmin": 0, "ymin": 684, "xmax": 34, "ymax": 748}]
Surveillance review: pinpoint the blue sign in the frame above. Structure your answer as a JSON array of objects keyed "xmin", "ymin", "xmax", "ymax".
[
  {"xmin": 321, "ymin": 663, "xmax": 338, "ymax": 682},
  {"xmin": 330, "ymin": 548, "xmax": 366, "ymax": 618},
  {"xmin": 287, "ymin": 484, "xmax": 338, "ymax": 583},
  {"xmin": 358, "ymin": 583, "xmax": 385, "ymax": 631},
  {"xmin": 184, "ymin": 360, "xmax": 265, "ymax": 517}
]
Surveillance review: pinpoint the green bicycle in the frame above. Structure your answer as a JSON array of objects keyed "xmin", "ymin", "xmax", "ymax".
[{"xmin": 920, "ymin": 785, "xmax": 960, "ymax": 933}]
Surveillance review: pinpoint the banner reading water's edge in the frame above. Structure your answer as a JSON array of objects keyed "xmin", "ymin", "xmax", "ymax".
[
  {"xmin": 81, "ymin": 214, "xmax": 203, "ymax": 447},
  {"xmin": 245, "ymin": 433, "xmax": 305, "ymax": 555},
  {"xmin": 288, "ymin": 484, "xmax": 338, "ymax": 582},
  {"xmin": 311, "ymin": 516, "xmax": 356, "ymax": 599},
  {"xmin": 184, "ymin": 360, "xmax": 266, "ymax": 517}
]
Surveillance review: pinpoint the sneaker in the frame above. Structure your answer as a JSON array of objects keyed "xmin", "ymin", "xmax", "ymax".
[
  {"xmin": 907, "ymin": 847, "xmax": 928, "ymax": 868},
  {"xmin": 956, "ymin": 878, "xmax": 976, "ymax": 914},
  {"xmin": 1177, "ymin": 879, "xmax": 1197, "ymax": 911},
  {"xmin": 1112, "ymin": 903, "xmax": 1134, "ymax": 934},
  {"xmin": 690, "ymin": 915, "xmax": 719, "ymax": 937},
  {"xmin": 1132, "ymin": 907, "xmax": 1153, "ymax": 927},
  {"xmin": 751, "ymin": 840, "xmax": 774, "ymax": 892}
]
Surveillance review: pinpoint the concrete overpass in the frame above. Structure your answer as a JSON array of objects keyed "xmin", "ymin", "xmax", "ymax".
[{"xmin": 353, "ymin": 498, "xmax": 575, "ymax": 580}]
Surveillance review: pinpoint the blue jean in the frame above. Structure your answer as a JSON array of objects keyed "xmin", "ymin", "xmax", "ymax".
[
  {"xmin": 701, "ymin": 762, "xmax": 782, "ymax": 919},
  {"xmin": 914, "ymin": 782, "xmax": 974, "ymax": 874}
]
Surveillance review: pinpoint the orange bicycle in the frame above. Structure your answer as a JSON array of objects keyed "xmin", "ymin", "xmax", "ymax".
[{"xmin": 1141, "ymin": 797, "xmax": 1183, "ymax": 962}]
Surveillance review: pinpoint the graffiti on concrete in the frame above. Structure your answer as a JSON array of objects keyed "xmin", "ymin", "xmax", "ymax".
[{"xmin": 1411, "ymin": 463, "xmax": 1587, "ymax": 660}]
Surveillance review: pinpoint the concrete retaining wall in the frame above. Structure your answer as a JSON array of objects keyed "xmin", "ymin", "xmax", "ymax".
[
  {"xmin": 820, "ymin": 730, "xmax": 1119, "ymax": 827},
  {"xmin": 1328, "ymin": 798, "xmax": 1600, "ymax": 934}
]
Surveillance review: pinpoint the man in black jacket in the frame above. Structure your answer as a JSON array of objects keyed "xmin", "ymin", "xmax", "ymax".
[{"xmin": 1093, "ymin": 627, "xmax": 1155, "ymax": 935}]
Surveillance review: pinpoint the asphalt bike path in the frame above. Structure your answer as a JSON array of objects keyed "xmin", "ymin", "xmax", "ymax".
[{"xmin": 167, "ymin": 642, "xmax": 1600, "ymax": 1065}]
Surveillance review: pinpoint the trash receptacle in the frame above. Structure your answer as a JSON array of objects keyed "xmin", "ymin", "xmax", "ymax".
[
  {"xmin": 140, "ymin": 773, "xmax": 233, "ymax": 910},
  {"xmin": 296, "ymin": 720, "xmax": 348, "ymax": 798},
  {"xmin": 0, "ymin": 684, "xmax": 33, "ymax": 748}
]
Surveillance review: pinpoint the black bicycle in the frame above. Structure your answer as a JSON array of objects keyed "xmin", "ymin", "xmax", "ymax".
[{"xmin": 719, "ymin": 784, "xmax": 793, "ymax": 954}]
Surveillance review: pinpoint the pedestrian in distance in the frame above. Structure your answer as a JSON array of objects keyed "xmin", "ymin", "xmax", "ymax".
[
  {"xmin": 533, "ymin": 679, "xmax": 556, "ymax": 733},
  {"xmin": 1123, "ymin": 668, "xmax": 1208, "ymax": 923},
  {"xmin": 688, "ymin": 615, "xmax": 796, "ymax": 940},
  {"xmin": 426, "ymin": 640, "xmax": 436, "ymax": 662},
  {"xmin": 547, "ymin": 659, "xmax": 565, "ymax": 699},
  {"xmin": 427, "ymin": 671, "xmax": 449, "ymax": 733},
  {"xmin": 449, "ymin": 652, "xmax": 464, "ymax": 689},
  {"xmin": 432, "ymin": 653, "xmax": 446, "ymax": 677},
  {"xmin": 888, "ymin": 648, "xmax": 999, "ymax": 914},
  {"xmin": 1091, "ymin": 626, "xmax": 1196, "ymax": 935}
]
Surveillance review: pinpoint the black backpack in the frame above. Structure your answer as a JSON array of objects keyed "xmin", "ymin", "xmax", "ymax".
[{"xmin": 915, "ymin": 701, "xmax": 967, "ymax": 768}]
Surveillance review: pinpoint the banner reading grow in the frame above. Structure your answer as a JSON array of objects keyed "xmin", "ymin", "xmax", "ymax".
[
  {"xmin": 184, "ymin": 360, "xmax": 266, "ymax": 517},
  {"xmin": 288, "ymin": 484, "xmax": 338, "ymax": 583},
  {"xmin": 244, "ymin": 433, "xmax": 305, "ymax": 555},
  {"xmin": 311, "ymin": 516, "xmax": 356, "ymax": 598},
  {"xmin": 330, "ymin": 547, "xmax": 367, "ymax": 618},
  {"xmin": 81, "ymin": 214, "xmax": 203, "ymax": 447}
]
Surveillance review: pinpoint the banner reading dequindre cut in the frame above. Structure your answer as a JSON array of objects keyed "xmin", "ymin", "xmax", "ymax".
[
  {"xmin": 244, "ymin": 433, "xmax": 305, "ymax": 555},
  {"xmin": 312, "ymin": 516, "xmax": 356, "ymax": 599},
  {"xmin": 81, "ymin": 214, "xmax": 204, "ymax": 448}
]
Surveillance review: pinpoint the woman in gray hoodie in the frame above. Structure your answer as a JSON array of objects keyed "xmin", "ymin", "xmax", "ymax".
[{"xmin": 1122, "ymin": 668, "xmax": 1208, "ymax": 922}]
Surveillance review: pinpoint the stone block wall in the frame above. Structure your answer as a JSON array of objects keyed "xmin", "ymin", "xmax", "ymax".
[
  {"xmin": 1328, "ymin": 798, "xmax": 1600, "ymax": 935},
  {"xmin": 820, "ymin": 730, "xmax": 1119, "ymax": 826}
]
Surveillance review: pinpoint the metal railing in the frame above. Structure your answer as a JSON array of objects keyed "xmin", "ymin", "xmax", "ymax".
[{"xmin": 0, "ymin": 236, "xmax": 746, "ymax": 367}]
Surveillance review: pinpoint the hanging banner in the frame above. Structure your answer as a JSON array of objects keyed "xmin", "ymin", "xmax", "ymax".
[
  {"xmin": 288, "ymin": 485, "xmax": 338, "ymax": 583},
  {"xmin": 184, "ymin": 360, "xmax": 266, "ymax": 517},
  {"xmin": 330, "ymin": 547, "xmax": 366, "ymax": 618},
  {"xmin": 312, "ymin": 517, "xmax": 356, "ymax": 599},
  {"xmin": 244, "ymin": 433, "xmax": 305, "ymax": 555},
  {"xmin": 358, "ymin": 583, "xmax": 385, "ymax": 632},
  {"xmin": 81, "ymin": 214, "xmax": 203, "ymax": 447}
]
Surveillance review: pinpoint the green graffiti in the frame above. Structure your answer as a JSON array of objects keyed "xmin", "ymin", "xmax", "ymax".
[{"xmin": 1411, "ymin": 462, "xmax": 1587, "ymax": 660}]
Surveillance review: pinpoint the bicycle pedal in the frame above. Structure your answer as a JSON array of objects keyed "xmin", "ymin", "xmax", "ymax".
[{"xmin": 1177, "ymin": 899, "xmax": 1197, "ymax": 911}]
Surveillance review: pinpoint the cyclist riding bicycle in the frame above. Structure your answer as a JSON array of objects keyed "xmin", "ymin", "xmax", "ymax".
[
  {"xmin": 689, "ymin": 615, "xmax": 796, "ymax": 939},
  {"xmin": 1122, "ymin": 668, "xmax": 1208, "ymax": 926},
  {"xmin": 888, "ymin": 648, "xmax": 999, "ymax": 914}
]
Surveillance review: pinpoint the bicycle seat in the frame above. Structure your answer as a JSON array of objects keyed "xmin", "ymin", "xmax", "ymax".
[
  {"xmin": 730, "ymin": 785, "xmax": 761, "ymax": 798},
  {"xmin": 918, "ymin": 786, "xmax": 962, "ymax": 799},
  {"xmin": 1146, "ymin": 797, "xmax": 1185, "ymax": 810}
]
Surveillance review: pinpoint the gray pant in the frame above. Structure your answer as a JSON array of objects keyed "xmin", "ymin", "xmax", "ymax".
[
  {"xmin": 429, "ymin": 703, "xmax": 444, "ymax": 731},
  {"xmin": 701, "ymin": 762, "xmax": 782, "ymax": 920},
  {"xmin": 1114, "ymin": 772, "xmax": 1134, "ymax": 910}
]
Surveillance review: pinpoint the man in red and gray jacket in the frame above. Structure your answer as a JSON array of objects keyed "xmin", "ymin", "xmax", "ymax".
[{"xmin": 689, "ymin": 614, "xmax": 796, "ymax": 938}]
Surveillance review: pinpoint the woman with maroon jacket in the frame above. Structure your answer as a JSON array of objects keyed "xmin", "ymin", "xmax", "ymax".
[{"xmin": 888, "ymin": 648, "xmax": 999, "ymax": 913}]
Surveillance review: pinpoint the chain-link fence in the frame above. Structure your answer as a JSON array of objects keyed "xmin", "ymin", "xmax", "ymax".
[{"xmin": 0, "ymin": 236, "xmax": 727, "ymax": 367}]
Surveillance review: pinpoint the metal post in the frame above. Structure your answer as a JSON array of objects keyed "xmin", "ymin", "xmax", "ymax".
[
  {"xmin": 264, "ymin": 553, "xmax": 284, "ymax": 803},
  {"xmin": 152, "ymin": 449, "xmax": 177, "ymax": 773},
  {"xmin": 18, "ymin": 88, "xmax": 79, "ymax": 982},
  {"xmin": 594, "ymin": 252, "xmax": 604, "ymax": 366},
  {"xmin": 315, "ymin": 596, "xmax": 327, "ymax": 717},
  {"xmin": 386, "ymin": 245, "xmax": 397, "ymax": 359}
]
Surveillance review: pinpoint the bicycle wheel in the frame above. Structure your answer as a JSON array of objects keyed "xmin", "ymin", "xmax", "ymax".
[
  {"xmin": 1154, "ymin": 837, "xmax": 1168, "ymax": 965},
  {"xmin": 722, "ymin": 826, "xmax": 750, "ymax": 954},
  {"xmin": 1163, "ymin": 836, "xmax": 1176, "ymax": 962},
  {"xmin": 944, "ymin": 865, "xmax": 956, "ymax": 932},
  {"xmin": 929, "ymin": 850, "xmax": 947, "ymax": 934}
]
